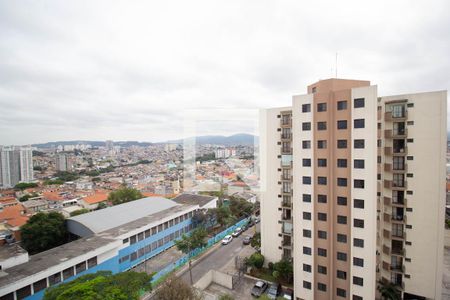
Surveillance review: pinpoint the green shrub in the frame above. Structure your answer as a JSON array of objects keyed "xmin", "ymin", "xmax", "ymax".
[{"xmin": 247, "ymin": 253, "xmax": 265, "ymax": 269}]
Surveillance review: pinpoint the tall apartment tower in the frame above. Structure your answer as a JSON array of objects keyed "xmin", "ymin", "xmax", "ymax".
[
  {"xmin": 55, "ymin": 153, "xmax": 72, "ymax": 172},
  {"xmin": 0, "ymin": 146, "xmax": 34, "ymax": 188},
  {"xmin": 259, "ymin": 78, "xmax": 446, "ymax": 300}
]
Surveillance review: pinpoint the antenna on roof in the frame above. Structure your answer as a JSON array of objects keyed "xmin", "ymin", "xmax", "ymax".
[{"xmin": 335, "ymin": 52, "xmax": 338, "ymax": 78}]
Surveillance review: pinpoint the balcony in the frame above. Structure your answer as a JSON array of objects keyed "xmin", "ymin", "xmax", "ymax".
[
  {"xmin": 392, "ymin": 230, "xmax": 405, "ymax": 239},
  {"xmin": 384, "ymin": 147, "xmax": 392, "ymax": 156},
  {"xmin": 384, "ymin": 163, "xmax": 392, "ymax": 172},
  {"xmin": 392, "ymin": 198, "xmax": 407, "ymax": 207},
  {"xmin": 281, "ymin": 119, "xmax": 292, "ymax": 127},
  {"xmin": 383, "ymin": 244, "xmax": 390, "ymax": 255},
  {"xmin": 393, "ymin": 147, "xmax": 408, "ymax": 155},
  {"xmin": 384, "ymin": 196, "xmax": 391, "ymax": 206},
  {"xmin": 382, "ymin": 261, "xmax": 390, "ymax": 271},
  {"xmin": 384, "ymin": 180, "xmax": 392, "ymax": 189},
  {"xmin": 393, "ymin": 129, "xmax": 408, "ymax": 138},
  {"xmin": 390, "ymin": 264, "xmax": 405, "ymax": 273},
  {"xmin": 392, "ymin": 180, "xmax": 407, "ymax": 190},
  {"xmin": 282, "ymin": 221, "xmax": 293, "ymax": 234},
  {"xmin": 385, "ymin": 111, "xmax": 408, "ymax": 121},
  {"xmin": 383, "ymin": 213, "xmax": 391, "ymax": 223},
  {"xmin": 392, "ymin": 247, "xmax": 405, "ymax": 256},
  {"xmin": 392, "ymin": 163, "xmax": 407, "ymax": 172},
  {"xmin": 281, "ymin": 200, "xmax": 292, "ymax": 208},
  {"xmin": 281, "ymin": 147, "xmax": 292, "ymax": 155},
  {"xmin": 383, "ymin": 229, "xmax": 391, "ymax": 239},
  {"xmin": 280, "ymin": 133, "xmax": 292, "ymax": 141}
]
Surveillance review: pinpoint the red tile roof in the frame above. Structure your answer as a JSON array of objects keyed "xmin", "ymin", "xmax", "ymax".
[
  {"xmin": 83, "ymin": 192, "xmax": 109, "ymax": 204},
  {"xmin": 0, "ymin": 204, "xmax": 29, "ymax": 228}
]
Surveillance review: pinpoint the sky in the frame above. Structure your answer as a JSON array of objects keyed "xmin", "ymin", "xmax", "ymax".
[{"xmin": 0, "ymin": 0, "xmax": 449, "ymax": 145}]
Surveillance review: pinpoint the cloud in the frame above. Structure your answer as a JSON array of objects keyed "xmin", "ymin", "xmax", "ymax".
[{"xmin": 0, "ymin": 0, "xmax": 449, "ymax": 145}]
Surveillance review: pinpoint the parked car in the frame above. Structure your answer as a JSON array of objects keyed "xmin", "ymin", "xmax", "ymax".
[
  {"xmin": 282, "ymin": 288, "xmax": 293, "ymax": 300},
  {"xmin": 222, "ymin": 235, "xmax": 233, "ymax": 245},
  {"xmin": 232, "ymin": 227, "xmax": 242, "ymax": 237},
  {"xmin": 267, "ymin": 283, "xmax": 282, "ymax": 299},
  {"xmin": 251, "ymin": 280, "xmax": 268, "ymax": 297},
  {"xmin": 243, "ymin": 235, "xmax": 252, "ymax": 245}
]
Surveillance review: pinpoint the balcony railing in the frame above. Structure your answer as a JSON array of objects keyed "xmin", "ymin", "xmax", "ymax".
[
  {"xmin": 384, "ymin": 196, "xmax": 391, "ymax": 206},
  {"xmin": 281, "ymin": 200, "xmax": 292, "ymax": 208},
  {"xmin": 385, "ymin": 111, "xmax": 408, "ymax": 121},
  {"xmin": 384, "ymin": 147, "xmax": 392, "ymax": 156},
  {"xmin": 383, "ymin": 244, "xmax": 390, "ymax": 255},
  {"xmin": 393, "ymin": 147, "xmax": 408, "ymax": 155},
  {"xmin": 384, "ymin": 163, "xmax": 392, "ymax": 172},
  {"xmin": 393, "ymin": 129, "xmax": 408, "ymax": 138},
  {"xmin": 383, "ymin": 213, "xmax": 391, "ymax": 223},
  {"xmin": 383, "ymin": 229, "xmax": 391, "ymax": 239},
  {"xmin": 392, "ymin": 247, "xmax": 405, "ymax": 256},
  {"xmin": 281, "ymin": 133, "xmax": 292, "ymax": 140},
  {"xmin": 392, "ymin": 198, "xmax": 407, "ymax": 206}
]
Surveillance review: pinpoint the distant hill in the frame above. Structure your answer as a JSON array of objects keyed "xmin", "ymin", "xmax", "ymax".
[
  {"xmin": 167, "ymin": 133, "xmax": 257, "ymax": 146},
  {"xmin": 31, "ymin": 134, "xmax": 257, "ymax": 149},
  {"xmin": 32, "ymin": 140, "xmax": 153, "ymax": 148}
]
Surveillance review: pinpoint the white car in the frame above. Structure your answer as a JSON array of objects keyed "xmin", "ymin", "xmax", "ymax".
[
  {"xmin": 222, "ymin": 235, "xmax": 233, "ymax": 245},
  {"xmin": 232, "ymin": 227, "xmax": 242, "ymax": 237}
]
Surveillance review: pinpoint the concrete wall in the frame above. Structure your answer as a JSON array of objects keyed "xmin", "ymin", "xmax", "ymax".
[{"xmin": 194, "ymin": 270, "xmax": 233, "ymax": 291}]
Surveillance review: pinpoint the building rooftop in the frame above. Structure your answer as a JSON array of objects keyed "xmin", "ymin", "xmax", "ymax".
[
  {"xmin": 172, "ymin": 193, "xmax": 216, "ymax": 208},
  {"xmin": 67, "ymin": 197, "xmax": 180, "ymax": 236},
  {"xmin": 0, "ymin": 200, "xmax": 196, "ymax": 289}
]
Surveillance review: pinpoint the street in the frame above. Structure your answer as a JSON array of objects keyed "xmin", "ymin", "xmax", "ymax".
[{"xmin": 180, "ymin": 228, "xmax": 255, "ymax": 284}]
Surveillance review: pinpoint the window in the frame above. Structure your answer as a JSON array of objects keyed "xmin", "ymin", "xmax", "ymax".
[
  {"xmin": 302, "ymin": 122, "xmax": 311, "ymax": 131},
  {"xmin": 354, "ymin": 98, "xmax": 365, "ymax": 108},
  {"xmin": 48, "ymin": 273, "xmax": 61, "ymax": 286},
  {"xmin": 87, "ymin": 257, "xmax": 97, "ymax": 268},
  {"xmin": 353, "ymin": 276, "xmax": 364, "ymax": 286},
  {"xmin": 407, "ymin": 103, "xmax": 414, "ymax": 108},
  {"xmin": 337, "ymin": 288, "xmax": 347, "ymax": 297},
  {"xmin": 318, "ymin": 159, "xmax": 327, "ymax": 167},
  {"xmin": 75, "ymin": 262, "xmax": 86, "ymax": 274},
  {"xmin": 130, "ymin": 235, "xmax": 137, "ymax": 244},
  {"xmin": 318, "ymin": 140, "xmax": 327, "ymax": 149},
  {"xmin": 145, "ymin": 229, "xmax": 151, "ymax": 238},
  {"xmin": 318, "ymin": 230, "xmax": 327, "ymax": 239},
  {"xmin": 337, "ymin": 215, "xmax": 347, "ymax": 224},
  {"xmin": 318, "ymin": 176, "xmax": 327, "ymax": 185},
  {"xmin": 393, "ymin": 156, "xmax": 405, "ymax": 170},
  {"xmin": 318, "ymin": 265, "xmax": 327, "ymax": 274},
  {"xmin": 337, "ymin": 252, "xmax": 347, "ymax": 261},
  {"xmin": 353, "ymin": 140, "xmax": 364, "ymax": 149},
  {"xmin": 302, "ymin": 140, "xmax": 311, "ymax": 149},
  {"xmin": 318, "ymin": 121, "xmax": 327, "ymax": 130},
  {"xmin": 354, "ymin": 179, "xmax": 365, "ymax": 189},
  {"xmin": 303, "ymin": 176, "xmax": 311, "ymax": 185},
  {"xmin": 302, "ymin": 104, "xmax": 311, "ymax": 112},
  {"xmin": 16, "ymin": 286, "xmax": 32, "ymax": 300},
  {"xmin": 317, "ymin": 103, "xmax": 327, "ymax": 112},
  {"xmin": 318, "ymin": 283, "xmax": 327, "ymax": 291},
  {"xmin": 33, "ymin": 278, "xmax": 47, "ymax": 293},
  {"xmin": 123, "ymin": 238, "xmax": 129, "ymax": 244},
  {"xmin": 337, "ymin": 270, "xmax": 347, "ymax": 280},
  {"xmin": 337, "ymin": 178, "xmax": 347, "ymax": 187},
  {"xmin": 353, "ymin": 296, "xmax": 363, "ymax": 300},
  {"xmin": 392, "ymin": 104, "xmax": 406, "ymax": 117},
  {"xmin": 353, "ymin": 238, "xmax": 364, "ymax": 248},
  {"xmin": 337, "ymin": 159, "xmax": 347, "ymax": 168},
  {"xmin": 318, "ymin": 213, "xmax": 327, "ymax": 221},
  {"xmin": 354, "ymin": 219, "xmax": 364, "ymax": 228},
  {"xmin": 302, "ymin": 158, "xmax": 311, "ymax": 167},
  {"xmin": 303, "ymin": 212, "xmax": 311, "ymax": 220},
  {"xmin": 354, "ymin": 119, "xmax": 365, "ymax": 128},
  {"xmin": 303, "ymin": 247, "xmax": 312, "ymax": 255},
  {"xmin": 337, "ymin": 234, "xmax": 347, "ymax": 243},
  {"xmin": 303, "ymin": 281, "xmax": 311, "ymax": 289},
  {"xmin": 138, "ymin": 232, "xmax": 144, "ymax": 241},
  {"xmin": 318, "ymin": 194, "xmax": 327, "ymax": 203},
  {"xmin": 303, "ymin": 229, "xmax": 311, "ymax": 237},
  {"xmin": 337, "ymin": 140, "xmax": 347, "ymax": 148},
  {"xmin": 337, "ymin": 100, "xmax": 347, "ymax": 110},
  {"xmin": 318, "ymin": 248, "xmax": 327, "ymax": 257},
  {"xmin": 337, "ymin": 196, "xmax": 347, "ymax": 206},
  {"xmin": 354, "ymin": 159, "xmax": 365, "ymax": 169},
  {"xmin": 354, "ymin": 199, "xmax": 364, "ymax": 209},
  {"xmin": 63, "ymin": 267, "xmax": 74, "ymax": 280},
  {"xmin": 337, "ymin": 120, "xmax": 347, "ymax": 129},
  {"xmin": 303, "ymin": 194, "xmax": 311, "ymax": 202},
  {"xmin": 303, "ymin": 264, "xmax": 311, "ymax": 272}
]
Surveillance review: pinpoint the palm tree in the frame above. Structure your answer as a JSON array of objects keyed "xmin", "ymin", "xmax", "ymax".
[{"xmin": 377, "ymin": 280, "xmax": 401, "ymax": 300}]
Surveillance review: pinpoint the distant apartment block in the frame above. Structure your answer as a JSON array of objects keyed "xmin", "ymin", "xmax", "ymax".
[
  {"xmin": 55, "ymin": 154, "xmax": 72, "ymax": 172},
  {"xmin": 0, "ymin": 146, "xmax": 34, "ymax": 188},
  {"xmin": 259, "ymin": 78, "xmax": 446, "ymax": 300}
]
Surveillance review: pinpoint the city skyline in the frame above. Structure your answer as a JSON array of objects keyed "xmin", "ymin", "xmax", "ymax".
[{"xmin": 1, "ymin": 1, "xmax": 449, "ymax": 145}]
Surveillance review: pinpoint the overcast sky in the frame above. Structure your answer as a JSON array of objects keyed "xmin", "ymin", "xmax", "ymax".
[{"xmin": 0, "ymin": 0, "xmax": 449, "ymax": 145}]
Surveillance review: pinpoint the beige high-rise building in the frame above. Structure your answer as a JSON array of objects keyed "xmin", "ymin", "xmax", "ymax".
[{"xmin": 259, "ymin": 78, "xmax": 446, "ymax": 300}]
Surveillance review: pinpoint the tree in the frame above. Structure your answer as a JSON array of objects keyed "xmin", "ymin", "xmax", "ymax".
[
  {"xmin": 55, "ymin": 171, "xmax": 79, "ymax": 182},
  {"xmin": 19, "ymin": 192, "xmax": 39, "ymax": 202},
  {"xmin": 14, "ymin": 182, "xmax": 38, "ymax": 190},
  {"xmin": 175, "ymin": 227, "xmax": 208, "ymax": 285},
  {"xmin": 107, "ymin": 187, "xmax": 143, "ymax": 205},
  {"xmin": 218, "ymin": 294, "xmax": 234, "ymax": 300},
  {"xmin": 245, "ymin": 253, "xmax": 264, "ymax": 269},
  {"xmin": 215, "ymin": 205, "xmax": 231, "ymax": 228},
  {"xmin": 229, "ymin": 197, "xmax": 253, "ymax": 219},
  {"xmin": 377, "ymin": 280, "xmax": 401, "ymax": 300},
  {"xmin": 273, "ymin": 259, "xmax": 293, "ymax": 283},
  {"xmin": 70, "ymin": 208, "xmax": 90, "ymax": 217},
  {"xmin": 21, "ymin": 212, "xmax": 68, "ymax": 254},
  {"xmin": 96, "ymin": 202, "xmax": 108, "ymax": 210},
  {"xmin": 154, "ymin": 275, "xmax": 202, "ymax": 300},
  {"xmin": 251, "ymin": 232, "xmax": 261, "ymax": 248},
  {"xmin": 43, "ymin": 271, "xmax": 152, "ymax": 300}
]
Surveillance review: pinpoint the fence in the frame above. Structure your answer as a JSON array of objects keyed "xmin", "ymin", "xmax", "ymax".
[{"xmin": 150, "ymin": 217, "xmax": 249, "ymax": 284}]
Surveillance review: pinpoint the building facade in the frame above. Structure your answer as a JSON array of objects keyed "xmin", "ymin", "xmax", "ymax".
[
  {"xmin": 0, "ymin": 194, "xmax": 217, "ymax": 300},
  {"xmin": 260, "ymin": 78, "xmax": 446, "ymax": 300},
  {"xmin": 0, "ymin": 146, "xmax": 34, "ymax": 189}
]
